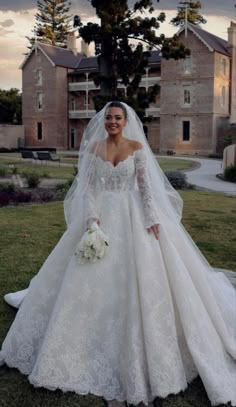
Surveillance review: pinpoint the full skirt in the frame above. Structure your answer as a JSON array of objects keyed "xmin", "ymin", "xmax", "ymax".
[{"xmin": 0, "ymin": 190, "xmax": 236, "ymax": 406}]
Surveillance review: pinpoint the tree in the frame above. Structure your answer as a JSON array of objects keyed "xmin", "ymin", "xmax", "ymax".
[
  {"xmin": 0, "ymin": 89, "xmax": 22, "ymax": 124},
  {"xmin": 170, "ymin": 1, "xmax": 207, "ymax": 27},
  {"xmin": 27, "ymin": 0, "xmax": 72, "ymax": 49},
  {"xmin": 79, "ymin": 0, "xmax": 189, "ymax": 114}
]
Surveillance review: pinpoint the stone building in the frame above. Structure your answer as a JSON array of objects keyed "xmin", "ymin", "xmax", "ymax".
[
  {"xmin": 20, "ymin": 22, "xmax": 236, "ymax": 154},
  {"xmin": 160, "ymin": 22, "xmax": 236, "ymax": 155}
]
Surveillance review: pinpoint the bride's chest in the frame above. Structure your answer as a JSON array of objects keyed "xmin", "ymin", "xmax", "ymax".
[{"xmin": 95, "ymin": 155, "xmax": 136, "ymax": 190}]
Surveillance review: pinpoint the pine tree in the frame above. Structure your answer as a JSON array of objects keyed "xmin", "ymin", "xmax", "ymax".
[
  {"xmin": 27, "ymin": 0, "xmax": 72, "ymax": 49},
  {"xmin": 170, "ymin": 1, "xmax": 207, "ymax": 27},
  {"xmin": 79, "ymin": 0, "xmax": 189, "ymax": 114}
]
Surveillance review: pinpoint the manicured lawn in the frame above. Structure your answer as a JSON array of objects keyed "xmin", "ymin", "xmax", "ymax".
[
  {"xmin": 157, "ymin": 157, "xmax": 196, "ymax": 171},
  {"xmin": 0, "ymin": 155, "xmax": 195, "ymax": 180},
  {"xmin": 0, "ymin": 191, "xmax": 235, "ymax": 406},
  {"xmin": 0, "ymin": 160, "xmax": 75, "ymax": 179}
]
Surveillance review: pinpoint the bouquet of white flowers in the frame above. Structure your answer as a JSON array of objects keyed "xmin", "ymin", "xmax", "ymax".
[{"xmin": 75, "ymin": 222, "xmax": 109, "ymax": 264}]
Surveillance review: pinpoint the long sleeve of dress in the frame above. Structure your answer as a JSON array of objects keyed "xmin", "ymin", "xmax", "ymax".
[
  {"xmin": 135, "ymin": 148, "xmax": 159, "ymax": 228},
  {"xmin": 84, "ymin": 155, "xmax": 99, "ymax": 227}
]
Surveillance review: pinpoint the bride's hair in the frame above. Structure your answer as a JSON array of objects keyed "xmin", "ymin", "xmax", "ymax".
[{"xmin": 106, "ymin": 101, "xmax": 128, "ymax": 119}]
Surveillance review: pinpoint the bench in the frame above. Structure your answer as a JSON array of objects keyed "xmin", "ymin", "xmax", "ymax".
[
  {"xmin": 21, "ymin": 151, "xmax": 37, "ymax": 160},
  {"xmin": 36, "ymin": 151, "xmax": 61, "ymax": 166}
]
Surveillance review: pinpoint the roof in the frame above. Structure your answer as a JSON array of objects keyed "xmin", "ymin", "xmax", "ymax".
[
  {"xmin": 148, "ymin": 50, "xmax": 161, "ymax": 65},
  {"xmin": 20, "ymin": 42, "xmax": 83, "ymax": 69},
  {"xmin": 177, "ymin": 23, "xmax": 230, "ymax": 57},
  {"xmin": 68, "ymin": 49, "xmax": 161, "ymax": 76},
  {"xmin": 77, "ymin": 56, "xmax": 99, "ymax": 71}
]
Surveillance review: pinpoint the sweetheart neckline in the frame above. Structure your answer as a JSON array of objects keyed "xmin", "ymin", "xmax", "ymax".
[{"xmin": 94, "ymin": 148, "xmax": 142, "ymax": 169}]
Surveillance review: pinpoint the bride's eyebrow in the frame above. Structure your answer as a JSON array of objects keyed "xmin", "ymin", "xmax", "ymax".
[{"xmin": 105, "ymin": 115, "xmax": 122, "ymax": 119}]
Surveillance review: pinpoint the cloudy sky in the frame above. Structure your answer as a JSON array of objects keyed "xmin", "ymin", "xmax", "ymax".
[{"xmin": 0, "ymin": 0, "xmax": 236, "ymax": 90}]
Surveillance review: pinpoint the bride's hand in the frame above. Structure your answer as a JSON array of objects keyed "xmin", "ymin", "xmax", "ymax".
[
  {"xmin": 147, "ymin": 224, "xmax": 159, "ymax": 240},
  {"xmin": 87, "ymin": 218, "xmax": 100, "ymax": 228}
]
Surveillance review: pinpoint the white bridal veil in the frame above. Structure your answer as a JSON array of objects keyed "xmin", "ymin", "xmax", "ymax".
[{"xmin": 64, "ymin": 102, "xmax": 183, "ymax": 230}]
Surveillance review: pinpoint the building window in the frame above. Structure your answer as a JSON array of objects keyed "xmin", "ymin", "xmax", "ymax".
[
  {"xmin": 37, "ymin": 122, "xmax": 43, "ymax": 140},
  {"xmin": 36, "ymin": 92, "xmax": 43, "ymax": 110},
  {"xmin": 221, "ymin": 58, "xmax": 226, "ymax": 75},
  {"xmin": 183, "ymin": 86, "xmax": 191, "ymax": 105},
  {"xmin": 70, "ymin": 128, "xmax": 75, "ymax": 148},
  {"xmin": 182, "ymin": 121, "xmax": 190, "ymax": 141},
  {"xmin": 36, "ymin": 69, "xmax": 42, "ymax": 85},
  {"xmin": 71, "ymin": 99, "xmax": 75, "ymax": 110},
  {"xmin": 221, "ymin": 86, "xmax": 226, "ymax": 107},
  {"xmin": 183, "ymin": 56, "xmax": 192, "ymax": 74}
]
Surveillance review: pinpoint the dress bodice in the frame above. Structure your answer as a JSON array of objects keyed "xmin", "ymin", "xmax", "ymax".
[
  {"xmin": 95, "ymin": 152, "xmax": 137, "ymax": 192},
  {"xmin": 86, "ymin": 148, "xmax": 160, "ymax": 228}
]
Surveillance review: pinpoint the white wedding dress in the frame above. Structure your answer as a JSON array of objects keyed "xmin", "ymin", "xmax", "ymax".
[{"xmin": 0, "ymin": 148, "xmax": 236, "ymax": 406}]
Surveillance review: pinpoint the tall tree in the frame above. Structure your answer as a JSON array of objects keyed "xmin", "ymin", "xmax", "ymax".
[
  {"xmin": 27, "ymin": 0, "xmax": 72, "ymax": 49},
  {"xmin": 79, "ymin": 0, "xmax": 189, "ymax": 114},
  {"xmin": 0, "ymin": 89, "xmax": 22, "ymax": 124},
  {"xmin": 170, "ymin": 1, "xmax": 207, "ymax": 27}
]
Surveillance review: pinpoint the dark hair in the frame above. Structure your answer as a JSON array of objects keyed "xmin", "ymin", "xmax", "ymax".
[{"xmin": 107, "ymin": 101, "xmax": 127, "ymax": 119}]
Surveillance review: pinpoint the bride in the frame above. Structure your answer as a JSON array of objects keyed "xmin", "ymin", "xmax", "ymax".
[{"xmin": 0, "ymin": 102, "xmax": 235, "ymax": 407}]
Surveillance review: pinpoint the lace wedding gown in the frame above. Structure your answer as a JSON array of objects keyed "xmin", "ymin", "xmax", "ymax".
[{"xmin": 0, "ymin": 149, "xmax": 236, "ymax": 406}]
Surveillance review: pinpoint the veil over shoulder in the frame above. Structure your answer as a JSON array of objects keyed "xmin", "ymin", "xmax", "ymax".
[{"xmin": 0, "ymin": 102, "xmax": 236, "ymax": 407}]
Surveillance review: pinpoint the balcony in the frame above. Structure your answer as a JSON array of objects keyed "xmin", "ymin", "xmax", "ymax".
[
  {"xmin": 69, "ymin": 107, "xmax": 160, "ymax": 120},
  {"xmin": 69, "ymin": 82, "xmax": 99, "ymax": 92},
  {"xmin": 145, "ymin": 107, "xmax": 160, "ymax": 117},
  {"xmin": 69, "ymin": 76, "xmax": 160, "ymax": 92},
  {"xmin": 69, "ymin": 110, "xmax": 96, "ymax": 119},
  {"xmin": 140, "ymin": 76, "xmax": 161, "ymax": 88}
]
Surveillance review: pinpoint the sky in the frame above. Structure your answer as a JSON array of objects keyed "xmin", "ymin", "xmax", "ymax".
[{"xmin": 0, "ymin": 0, "xmax": 236, "ymax": 90}]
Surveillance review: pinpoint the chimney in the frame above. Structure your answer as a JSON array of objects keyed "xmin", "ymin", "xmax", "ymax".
[
  {"xmin": 67, "ymin": 32, "xmax": 77, "ymax": 56},
  {"xmin": 81, "ymin": 39, "xmax": 91, "ymax": 57},
  {"xmin": 228, "ymin": 21, "xmax": 236, "ymax": 123}
]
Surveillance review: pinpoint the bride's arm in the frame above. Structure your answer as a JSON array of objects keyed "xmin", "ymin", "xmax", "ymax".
[
  {"xmin": 135, "ymin": 147, "xmax": 160, "ymax": 240},
  {"xmin": 84, "ymin": 153, "xmax": 100, "ymax": 228}
]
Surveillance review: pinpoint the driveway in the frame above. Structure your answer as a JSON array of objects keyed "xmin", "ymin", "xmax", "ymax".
[{"xmin": 174, "ymin": 156, "xmax": 236, "ymax": 196}]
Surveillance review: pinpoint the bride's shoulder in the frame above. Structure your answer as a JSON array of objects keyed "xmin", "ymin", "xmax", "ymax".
[{"xmin": 128, "ymin": 140, "xmax": 143, "ymax": 153}]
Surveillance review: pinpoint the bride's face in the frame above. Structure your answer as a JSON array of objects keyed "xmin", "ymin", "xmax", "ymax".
[{"xmin": 105, "ymin": 107, "xmax": 127, "ymax": 137}]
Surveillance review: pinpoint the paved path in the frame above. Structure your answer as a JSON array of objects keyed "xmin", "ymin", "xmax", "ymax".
[{"xmin": 164, "ymin": 156, "xmax": 236, "ymax": 196}]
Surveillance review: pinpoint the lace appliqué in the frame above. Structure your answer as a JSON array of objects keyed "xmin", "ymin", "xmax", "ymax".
[{"xmin": 134, "ymin": 149, "xmax": 159, "ymax": 228}]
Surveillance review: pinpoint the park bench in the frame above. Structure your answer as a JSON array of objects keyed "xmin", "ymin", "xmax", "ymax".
[
  {"xmin": 21, "ymin": 151, "xmax": 37, "ymax": 160},
  {"xmin": 36, "ymin": 151, "xmax": 61, "ymax": 166}
]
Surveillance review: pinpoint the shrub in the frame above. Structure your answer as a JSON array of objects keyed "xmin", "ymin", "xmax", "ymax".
[
  {"xmin": 38, "ymin": 190, "xmax": 55, "ymax": 202},
  {"xmin": 0, "ymin": 166, "xmax": 7, "ymax": 177},
  {"xmin": 12, "ymin": 166, "xmax": 18, "ymax": 175},
  {"xmin": 13, "ymin": 190, "xmax": 32, "ymax": 204},
  {"xmin": 0, "ymin": 192, "xmax": 10, "ymax": 206},
  {"xmin": 224, "ymin": 164, "xmax": 236, "ymax": 183},
  {"xmin": 0, "ymin": 183, "xmax": 16, "ymax": 194},
  {"xmin": 42, "ymin": 171, "xmax": 50, "ymax": 178},
  {"xmin": 24, "ymin": 172, "xmax": 40, "ymax": 188},
  {"xmin": 208, "ymin": 153, "xmax": 223, "ymax": 159},
  {"xmin": 164, "ymin": 171, "xmax": 189, "ymax": 189}
]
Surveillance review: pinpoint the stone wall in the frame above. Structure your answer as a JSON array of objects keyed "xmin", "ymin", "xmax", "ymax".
[
  {"xmin": 0, "ymin": 125, "xmax": 24, "ymax": 149},
  {"xmin": 22, "ymin": 49, "xmax": 68, "ymax": 149},
  {"xmin": 160, "ymin": 29, "xmax": 231, "ymax": 155}
]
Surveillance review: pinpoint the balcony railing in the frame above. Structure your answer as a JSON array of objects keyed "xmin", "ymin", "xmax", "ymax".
[
  {"xmin": 69, "ymin": 107, "xmax": 160, "ymax": 119},
  {"xmin": 145, "ymin": 107, "xmax": 160, "ymax": 117},
  {"xmin": 69, "ymin": 110, "xmax": 96, "ymax": 119},
  {"xmin": 69, "ymin": 76, "xmax": 160, "ymax": 92}
]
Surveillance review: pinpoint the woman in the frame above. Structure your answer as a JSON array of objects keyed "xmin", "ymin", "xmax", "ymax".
[{"xmin": 0, "ymin": 102, "xmax": 236, "ymax": 407}]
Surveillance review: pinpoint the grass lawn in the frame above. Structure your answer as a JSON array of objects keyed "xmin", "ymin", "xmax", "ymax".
[
  {"xmin": 0, "ymin": 160, "xmax": 75, "ymax": 180},
  {"xmin": 157, "ymin": 157, "xmax": 196, "ymax": 172},
  {"xmin": 0, "ymin": 155, "xmax": 195, "ymax": 181},
  {"xmin": 0, "ymin": 191, "xmax": 235, "ymax": 406}
]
